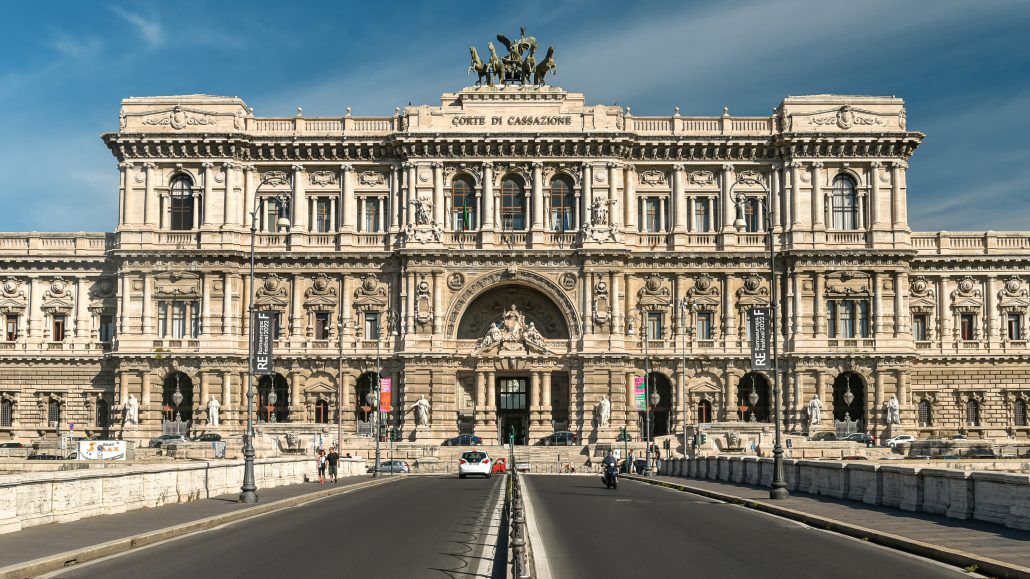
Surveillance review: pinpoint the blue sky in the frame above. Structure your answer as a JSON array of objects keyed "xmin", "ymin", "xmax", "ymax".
[{"xmin": 2, "ymin": 0, "xmax": 1028, "ymax": 233}]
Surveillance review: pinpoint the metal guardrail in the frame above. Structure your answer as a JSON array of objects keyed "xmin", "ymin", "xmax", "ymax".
[{"xmin": 506, "ymin": 469, "xmax": 532, "ymax": 578}]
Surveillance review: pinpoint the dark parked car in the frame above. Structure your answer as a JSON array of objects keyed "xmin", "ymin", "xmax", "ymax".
[
  {"xmin": 192, "ymin": 433, "xmax": 222, "ymax": 442},
  {"xmin": 842, "ymin": 433, "xmax": 875, "ymax": 445},
  {"xmin": 809, "ymin": 432, "xmax": 837, "ymax": 441},
  {"xmin": 442, "ymin": 434, "xmax": 482, "ymax": 446},
  {"xmin": 538, "ymin": 431, "xmax": 577, "ymax": 446},
  {"xmin": 964, "ymin": 448, "xmax": 996, "ymax": 458},
  {"xmin": 632, "ymin": 459, "xmax": 647, "ymax": 474},
  {"xmin": 149, "ymin": 434, "xmax": 188, "ymax": 448},
  {"xmin": 0, "ymin": 442, "xmax": 25, "ymax": 448},
  {"xmin": 27, "ymin": 454, "xmax": 61, "ymax": 460}
]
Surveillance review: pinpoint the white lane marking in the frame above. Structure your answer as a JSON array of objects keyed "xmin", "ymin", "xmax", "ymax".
[
  {"xmin": 473, "ymin": 477, "xmax": 506, "ymax": 578},
  {"xmin": 521, "ymin": 475, "xmax": 553, "ymax": 579}
]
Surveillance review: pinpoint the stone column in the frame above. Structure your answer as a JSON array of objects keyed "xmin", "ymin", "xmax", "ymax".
[
  {"xmin": 119, "ymin": 372, "xmax": 130, "ymax": 408},
  {"xmin": 405, "ymin": 163, "xmax": 417, "ymax": 226},
  {"xmin": 542, "ymin": 371, "xmax": 552, "ymax": 417},
  {"xmin": 75, "ymin": 277, "xmax": 90, "ymax": 339},
  {"xmin": 140, "ymin": 273, "xmax": 153, "ymax": 336},
  {"xmin": 816, "ymin": 371, "xmax": 828, "ymax": 409},
  {"xmin": 222, "ymin": 163, "xmax": 235, "ymax": 227},
  {"xmin": 625, "ymin": 372, "xmax": 636, "ymax": 427},
  {"xmin": 813, "ymin": 272, "xmax": 824, "ymax": 338},
  {"xmin": 222, "ymin": 272, "xmax": 232, "ymax": 335},
  {"xmin": 722, "ymin": 274, "xmax": 734, "ymax": 345},
  {"xmin": 201, "ymin": 162, "xmax": 215, "ymax": 226},
  {"xmin": 531, "ymin": 162, "xmax": 544, "ymax": 232},
  {"xmin": 810, "ymin": 162, "xmax": 824, "ymax": 230},
  {"xmin": 673, "ymin": 164, "xmax": 687, "ymax": 234},
  {"xmin": 201, "ymin": 273, "xmax": 212, "ymax": 336},
  {"xmin": 894, "ymin": 271, "xmax": 907, "ymax": 337},
  {"xmin": 720, "ymin": 164, "xmax": 734, "ymax": 233},
  {"xmin": 221, "ymin": 370, "xmax": 232, "ymax": 412},
  {"xmin": 486, "ymin": 371, "xmax": 496, "ymax": 425},
  {"xmin": 986, "ymin": 276, "xmax": 998, "ymax": 347},
  {"xmin": 896, "ymin": 369, "xmax": 909, "ymax": 412},
  {"xmin": 581, "ymin": 164, "xmax": 592, "ymax": 227},
  {"xmin": 531, "ymin": 372, "xmax": 541, "ymax": 424},
  {"xmin": 481, "ymin": 163, "xmax": 494, "ymax": 232},
  {"xmin": 389, "ymin": 165, "xmax": 401, "ymax": 233},
  {"xmin": 770, "ymin": 164, "xmax": 781, "ymax": 232},
  {"xmin": 938, "ymin": 277, "xmax": 951, "ymax": 345},
  {"xmin": 789, "ymin": 162, "xmax": 803, "ymax": 231},
  {"xmin": 404, "ymin": 271, "xmax": 415, "ymax": 334},
  {"xmin": 140, "ymin": 373, "xmax": 151, "ymax": 422},
  {"xmin": 432, "ymin": 162, "xmax": 444, "ymax": 225},
  {"xmin": 117, "ymin": 162, "xmax": 130, "ymax": 226},
  {"xmin": 432, "ymin": 271, "xmax": 442, "ymax": 335},
  {"xmin": 874, "ymin": 369, "xmax": 885, "ymax": 428},
  {"xmin": 290, "ymin": 275, "xmax": 303, "ymax": 339},
  {"xmin": 611, "ymin": 272, "xmax": 622, "ymax": 333},
  {"xmin": 291, "ymin": 165, "xmax": 307, "ymax": 231},
  {"xmin": 891, "ymin": 161, "xmax": 907, "ymax": 230},
  {"xmin": 339, "ymin": 164, "xmax": 353, "ymax": 232},
  {"xmin": 623, "ymin": 165, "xmax": 636, "ymax": 231},
  {"xmin": 243, "ymin": 166, "xmax": 255, "ymax": 228},
  {"xmin": 607, "ymin": 162, "xmax": 620, "ymax": 229},
  {"xmin": 118, "ymin": 275, "xmax": 130, "ymax": 336},
  {"xmin": 143, "ymin": 162, "xmax": 157, "ymax": 227},
  {"xmin": 873, "ymin": 271, "xmax": 883, "ymax": 336},
  {"xmin": 475, "ymin": 371, "xmax": 486, "ymax": 427},
  {"xmin": 291, "ymin": 372, "xmax": 304, "ymax": 410},
  {"xmin": 199, "ymin": 372, "xmax": 211, "ymax": 423},
  {"xmin": 722, "ymin": 367, "xmax": 735, "ymax": 420}
]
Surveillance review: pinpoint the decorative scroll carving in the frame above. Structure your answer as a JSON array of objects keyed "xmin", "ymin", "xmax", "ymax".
[
  {"xmin": 0, "ymin": 278, "xmax": 27, "ymax": 315},
  {"xmin": 688, "ymin": 170, "xmax": 715, "ymax": 186},
  {"xmin": 141, "ymin": 105, "xmax": 216, "ymax": 130},
  {"xmin": 908, "ymin": 277, "xmax": 937, "ymax": 314},
  {"xmin": 592, "ymin": 279, "xmax": 610, "ymax": 325},
  {"xmin": 262, "ymin": 170, "xmax": 290, "ymax": 186},
  {"xmin": 358, "ymin": 171, "xmax": 386, "ymax": 187},
  {"xmin": 810, "ymin": 105, "xmax": 885, "ymax": 130},
  {"xmin": 255, "ymin": 274, "xmax": 289, "ymax": 311},
  {"xmin": 637, "ymin": 273, "xmax": 671, "ymax": 311},
  {"xmin": 638, "ymin": 170, "xmax": 666, "ymax": 186},
  {"xmin": 414, "ymin": 274, "xmax": 432, "ymax": 325},
  {"xmin": 309, "ymin": 171, "xmax": 337, "ymax": 186},
  {"xmin": 471, "ymin": 304, "xmax": 551, "ymax": 356},
  {"xmin": 353, "ymin": 274, "xmax": 388, "ymax": 313},
  {"xmin": 303, "ymin": 273, "xmax": 337, "ymax": 310}
]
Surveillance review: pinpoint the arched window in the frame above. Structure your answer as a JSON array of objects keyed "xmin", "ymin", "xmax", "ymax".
[
  {"xmin": 169, "ymin": 176, "xmax": 195, "ymax": 231},
  {"xmin": 1014, "ymin": 398, "xmax": 1028, "ymax": 427},
  {"xmin": 47, "ymin": 399, "xmax": 61, "ymax": 427},
  {"xmin": 314, "ymin": 399, "xmax": 330, "ymax": 424},
  {"xmin": 965, "ymin": 399, "xmax": 980, "ymax": 426},
  {"xmin": 500, "ymin": 177, "xmax": 526, "ymax": 231},
  {"xmin": 917, "ymin": 399, "xmax": 932, "ymax": 427},
  {"xmin": 96, "ymin": 399, "xmax": 110, "ymax": 427},
  {"xmin": 549, "ymin": 176, "xmax": 575, "ymax": 231},
  {"xmin": 451, "ymin": 177, "xmax": 477, "ymax": 231},
  {"xmin": 831, "ymin": 175, "xmax": 859, "ymax": 230},
  {"xmin": 696, "ymin": 399, "xmax": 712, "ymax": 424},
  {"xmin": 0, "ymin": 399, "xmax": 12, "ymax": 427}
]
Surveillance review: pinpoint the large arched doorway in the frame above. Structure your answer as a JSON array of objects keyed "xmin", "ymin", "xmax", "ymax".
[
  {"xmin": 457, "ymin": 285, "xmax": 570, "ymax": 340},
  {"xmin": 736, "ymin": 372, "xmax": 771, "ymax": 422},
  {"xmin": 258, "ymin": 374, "xmax": 289, "ymax": 423},
  {"xmin": 355, "ymin": 372, "xmax": 378, "ymax": 425},
  {"xmin": 639, "ymin": 372, "xmax": 673, "ymax": 438},
  {"xmin": 162, "ymin": 372, "xmax": 194, "ymax": 423},
  {"xmin": 832, "ymin": 371, "xmax": 866, "ymax": 427}
]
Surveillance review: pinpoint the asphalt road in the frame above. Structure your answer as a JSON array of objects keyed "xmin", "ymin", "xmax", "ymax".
[
  {"xmin": 524, "ymin": 475, "xmax": 973, "ymax": 579},
  {"xmin": 51, "ymin": 475, "xmax": 505, "ymax": 579}
]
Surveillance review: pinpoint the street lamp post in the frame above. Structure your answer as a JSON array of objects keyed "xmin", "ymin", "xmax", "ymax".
[
  {"xmin": 240, "ymin": 187, "xmax": 291, "ymax": 504},
  {"xmin": 642, "ymin": 315, "xmax": 651, "ymax": 475},
  {"xmin": 732, "ymin": 175, "xmax": 789, "ymax": 500},
  {"xmin": 679, "ymin": 298, "xmax": 696, "ymax": 458}
]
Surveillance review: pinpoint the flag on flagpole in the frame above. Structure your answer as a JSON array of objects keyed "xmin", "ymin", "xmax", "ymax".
[{"xmin": 463, "ymin": 202, "xmax": 471, "ymax": 231}]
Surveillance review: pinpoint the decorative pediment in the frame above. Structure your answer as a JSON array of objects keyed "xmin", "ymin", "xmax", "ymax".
[
  {"xmin": 687, "ymin": 273, "xmax": 720, "ymax": 308},
  {"xmin": 735, "ymin": 273, "xmax": 769, "ymax": 307},
  {"xmin": 414, "ymin": 274, "xmax": 432, "ymax": 325},
  {"xmin": 470, "ymin": 305, "xmax": 551, "ymax": 357},
  {"xmin": 0, "ymin": 278, "xmax": 27, "ymax": 314},
  {"xmin": 997, "ymin": 277, "xmax": 1030, "ymax": 312},
  {"xmin": 950, "ymin": 276, "xmax": 982, "ymax": 311},
  {"xmin": 357, "ymin": 170, "xmax": 387, "ymax": 187},
  {"xmin": 256, "ymin": 273, "xmax": 289, "ymax": 310},
  {"xmin": 825, "ymin": 271, "xmax": 871, "ymax": 297},
  {"xmin": 592, "ymin": 278, "xmax": 610, "ymax": 324},
  {"xmin": 154, "ymin": 272, "xmax": 201, "ymax": 299},
  {"xmin": 303, "ymin": 274, "xmax": 337, "ymax": 310},
  {"xmin": 637, "ymin": 273, "xmax": 671, "ymax": 311},
  {"xmin": 140, "ymin": 105, "xmax": 217, "ymax": 130},
  {"xmin": 909, "ymin": 276, "xmax": 936, "ymax": 313},
  {"xmin": 353, "ymin": 274, "xmax": 388, "ymax": 312},
  {"xmin": 41, "ymin": 278, "xmax": 74, "ymax": 314}
]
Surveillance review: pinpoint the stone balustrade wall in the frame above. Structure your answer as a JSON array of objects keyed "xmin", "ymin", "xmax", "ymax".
[
  {"xmin": 0, "ymin": 456, "xmax": 367, "ymax": 534},
  {"xmin": 661, "ymin": 457, "xmax": 1030, "ymax": 531}
]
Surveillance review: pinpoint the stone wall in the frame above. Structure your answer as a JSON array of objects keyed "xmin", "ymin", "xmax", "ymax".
[
  {"xmin": 664, "ymin": 457, "xmax": 1030, "ymax": 531},
  {"xmin": 0, "ymin": 456, "xmax": 367, "ymax": 534}
]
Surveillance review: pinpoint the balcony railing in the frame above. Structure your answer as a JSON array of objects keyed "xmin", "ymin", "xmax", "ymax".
[{"xmin": 911, "ymin": 231, "xmax": 1030, "ymax": 255}]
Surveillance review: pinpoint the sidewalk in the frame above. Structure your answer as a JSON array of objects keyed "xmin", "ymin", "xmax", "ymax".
[
  {"xmin": 630, "ymin": 474, "xmax": 1030, "ymax": 579},
  {"xmin": 0, "ymin": 476, "xmax": 395, "ymax": 578}
]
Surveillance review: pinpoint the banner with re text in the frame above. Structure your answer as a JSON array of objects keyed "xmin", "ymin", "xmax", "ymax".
[
  {"xmin": 251, "ymin": 311, "xmax": 277, "ymax": 376},
  {"xmin": 749, "ymin": 306, "xmax": 771, "ymax": 371}
]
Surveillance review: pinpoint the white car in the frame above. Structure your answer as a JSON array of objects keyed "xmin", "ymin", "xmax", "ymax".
[
  {"xmin": 886, "ymin": 434, "xmax": 915, "ymax": 447},
  {"xmin": 458, "ymin": 450, "xmax": 492, "ymax": 478}
]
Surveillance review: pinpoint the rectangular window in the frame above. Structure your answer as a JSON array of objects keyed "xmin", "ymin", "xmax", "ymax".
[
  {"xmin": 498, "ymin": 378, "xmax": 527, "ymax": 411},
  {"xmin": 913, "ymin": 314, "xmax": 928, "ymax": 341},
  {"xmin": 314, "ymin": 198, "xmax": 332, "ymax": 233},
  {"xmin": 99, "ymin": 315, "xmax": 115, "ymax": 343},
  {"xmin": 365, "ymin": 313, "xmax": 380, "ymax": 340},
  {"xmin": 960, "ymin": 313, "xmax": 976, "ymax": 341},
  {"xmin": 858, "ymin": 301, "xmax": 870, "ymax": 338},
  {"xmin": 191, "ymin": 304, "xmax": 200, "ymax": 338},
  {"xmin": 52, "ymin": 315, "xmax": 66, "ymax": 342},
  {"xmin": 171, "ymin": 302, "xmax": 187, "ymax": 339},
  {"xmin": 840, "ymin": 302, "xmax": 855, "ymax": 338},
  {"xmin": 646, "ymin": 312, "xmax": 663, "ymax": 340},
  {"xmin": 158, "ymin": 303, "xmax": 168, "ymax": 337},
  {"xmin": 696, "ymin": 312, "xmax": 713, "ymax": 340},
  {"xmin": 364, "ymin": 198, "xmax": 379, "ymax": 232},
  {"xmin": 4, "ymin": 315, "xmax": 16, "ymax": 341},
  {"xmin": 1008, "ymin": 313, "xmax": 1023, "ymax": 340},
  {"xmin": 694, "ymin": 198, "xmax": 709, "ymax": 232},
  {"xmin": 265, "ymin": 199, "xmax": 284, "ymax": 233},
  {"xmin": 642, "ymin": 198, "xmax": 661, "ymax": 232},
  {"xmin": 315, "ymin": 312, "xmax": 331, "ymax": 340}
]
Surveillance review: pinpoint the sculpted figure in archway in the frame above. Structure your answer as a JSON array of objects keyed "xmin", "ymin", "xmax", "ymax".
[
  {"xmin": 595, "ymin": 395, "xmax": 611, "ymax": 428},
  {"xmin": 411, "ymin": 395, "xmax": 431, "ymax": 428}
]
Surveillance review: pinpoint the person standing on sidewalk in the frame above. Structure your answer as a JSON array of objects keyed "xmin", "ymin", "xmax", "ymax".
[
  {"xmin": 317, "ymin": 449, "xmax": 327, "ymax": 484},
  {"xmin": 326, "ymin": 447, "xmax": 340, "ymax": 483}
]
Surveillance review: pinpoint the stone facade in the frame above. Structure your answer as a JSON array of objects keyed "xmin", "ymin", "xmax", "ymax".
[{"xmin": 1, "ymin": 86, "xmax": 1028, "ymax": 446}]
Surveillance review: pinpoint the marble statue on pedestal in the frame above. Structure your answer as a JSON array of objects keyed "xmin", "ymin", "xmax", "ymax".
[
  {"xmin": 411, "ymin": 395, "xmax": 431, "ymax": 428},
  {"xmin": 886, "ymin": 394, "xmax": 901, "ymax": 425},
  {"xmin": 595, "ymin": 395, "xmax": 611, "ymax": 428},
  {"xmin": 122, "ymin": 394, "xmax": 139, "ymax": 426},
  {"xmin": 806, "ymin": 394, "xmax": 822, "ymax": 426},
  {"xmin": 207, "ymin": 396, "xmax": 221, "ymax": 427}
]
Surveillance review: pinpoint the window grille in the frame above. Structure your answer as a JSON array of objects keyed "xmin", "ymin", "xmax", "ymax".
[
  {"xmin": 47, "ymin": 399, "xmax": 61, "ymax": 426},
  {"xmin": 917, "ymin": 399, "xmax": 932, "ymax": 427},
  {"xmin": 0, "ymin": 399, "xmax": 12, "ymax": 427},
  {"xmin": 1014, "ymin": 399, "xmax": 1028, "ymax": 427},
  {"xmin": 965, "ymin": 399, "xmax": 980, "ymax": 426}
]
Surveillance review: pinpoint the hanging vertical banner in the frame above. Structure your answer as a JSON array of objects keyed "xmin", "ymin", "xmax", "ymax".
[
  {"xmin": 633, "ymin": 376, "xmax": 647, "ymax": 411},
  {"xmin": 251, "ymin": 311, "xmax": 277, "ymax": 375},
  {"xmin": 379, "ymin": 377, "xmax": 392, "ymax": 412},
  {"xmin": 749, "ymin": 306, "xmax": 771, "ymax": 371}
]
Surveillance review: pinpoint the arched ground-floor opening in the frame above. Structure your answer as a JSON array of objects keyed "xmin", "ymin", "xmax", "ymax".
[
  {"xmin": 832, "ymin": 371, "xmax": 866, "ymax": 433},
  {"xmin": 162, "ymin": 372, "xmax": 194, "ymax": 425},
  {"xmin": 639, "ymin": 372, "xmax": 673, "ymax": 438},
  {"xmin": 736, "ymin": 372, "xmax": 771, "ymax": 422},
  {"xmin": 258, "ymin": 374, "xmax": 289, "ymax": 423}
]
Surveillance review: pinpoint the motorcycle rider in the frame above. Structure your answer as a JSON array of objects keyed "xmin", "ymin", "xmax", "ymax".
[{"xmin": 602, "ymin": 450, "xmax": 618, "ymax": 487}]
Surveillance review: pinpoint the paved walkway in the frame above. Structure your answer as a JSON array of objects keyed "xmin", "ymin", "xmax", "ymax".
[
  {"xmin": 637, "ymin": 474, "xmax": 1030, "ymax": 576},
  {"xmin": 0, "ymin": 477, "xmax": 378, "ymax": 571}
]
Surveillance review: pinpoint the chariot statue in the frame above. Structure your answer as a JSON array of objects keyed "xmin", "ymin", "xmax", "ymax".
[{"xmin": 467, "ymin": 27, "xmax": 557, "ymax": 86}]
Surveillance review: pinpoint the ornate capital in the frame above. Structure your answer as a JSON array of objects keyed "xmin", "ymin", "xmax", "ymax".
[
  {"xmin": 118, "ymin": 161, "xmax": 134, "ymax": 170},
  {"xmin": 481, "ymin": 162, "xmax": 494, "ymax": 170},
  {"xmin": 241, "ymin": 164, "xmax": 255, "ymax": 173},
  {"xmin": 431, "ymin": 162, "xmax": 442, "ymax": 169},
  {"xmin": 869, "ymin": 161, "xmax": 881, "ymax": 168},
  {"xmin": 891, "ymin": 160, "xmax": 908, "ymax": 169},
  {"xmin": 788, "ymin": 161, "xmax": 803, "ymax": 169},
  {"xmin": 606, "ymin": 162, "xmax": 619, "ymax": 169},
  {"xmin": 142, "ymin": 162, "xmax": 157, "ymax": 170},
  {"xmin": 672, "ymin": 163, "xmax": 685, "ymax": 172},
  {"xmin": 402, "ymin": 161, "xmax": 415, "ymax": 169},
  {"xmin": 201, "ymin": 162, "xmax": 215, "ymax": 170},
  {"xmin": 291, "ymin": 164, "xmax": 305, "ymax": 173},
  {"xmin": 340, "ymin": 164, "xmax": 353, "ymax": 173},
  {"xmin": 531, "ymin": 162, "xmax": 543, "ymax": 170},
  {"xmin": 721, "ymin": 164, "xmax": 734, "ymax": 172},
  {"xmin": 810, "ymin": 161, "xmax": 824, "ymax": 169}
]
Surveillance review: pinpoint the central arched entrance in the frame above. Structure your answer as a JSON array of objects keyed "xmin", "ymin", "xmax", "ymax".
[
  {"xmin": 737, "ymin": 372, "xmax": 771, "ymax": 422},
  {"xmin": 457, "ymin": 283, "xmax": 572, "ymax": 445},
  {"xmin": 640, "ymin": 372, "xmax": 672, "ymax": 438}
]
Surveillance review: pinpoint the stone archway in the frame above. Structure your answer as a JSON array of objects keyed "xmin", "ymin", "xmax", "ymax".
[
  {"xmin": 456, "ymin": 285, "xmax": 570, "ymax": 340},
  {"xmin": 446, "ymin": 269, "xmax": 580, "ymax": 339}
]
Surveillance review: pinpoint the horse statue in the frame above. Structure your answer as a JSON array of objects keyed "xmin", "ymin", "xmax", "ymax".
[
  {"xmin": 487, "ymin": 42, "xmax": 505, "ymax": 86},
  {"xmin": 468, "ymin": 46, "xmax": 489, "ymax": 86},
  {"xmin": 521, "ymin": 46, "xmax": 536, "ymax": 85},
  {"xmin": 534, "ymin": 46, "xmax": 557, "ymax": 86}
]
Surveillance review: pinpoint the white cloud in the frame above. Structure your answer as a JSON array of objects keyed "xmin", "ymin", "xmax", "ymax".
[
  {"xmin": 108, "ymin": 5, "xmax": 163, "ymax": 49},
  {"xmin": 49, "ymin": 33, "xmax": 103, "ymax": 60}
]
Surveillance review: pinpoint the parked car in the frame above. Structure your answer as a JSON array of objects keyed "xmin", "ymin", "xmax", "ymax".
[
  {"xmin": 192, "ymin": 433, "xmax": 222, "ymax": 442},
  {"xmin": 951, "ymin": 434, "xmax": 968, "ymax": 440},
  {"xmin": 632, "ymin": 458, "xmax": 647, "ymax": 474},
  {"xmin": 491, "ymin": 458, "xmax": 507, "ymax": 474},
  {"xmin": 809, "ymin": 432, "xmax": 837, "ymax": 441},
  {"xmin": 0, "ymin": 442, "xmax": 25, "ymax": 448},
  {"xmin": 963, "ymin": 448, "xmax": 996, "ymax": 458},
  {"xmin": 149, "ymin": 434, "xmax": 188, "ymax": 448},
  {"xmin": 27, "ymin": 454, "xmax": 61, "ymax": 460},
  {"xmin": 538, "ymin": 431, "xmax": 578, "ymax": 446},
  {"xmin": 458, "ymin": 450, "xmax": 492, "ymax": 478},
  {"xmin": 442, "ymin": 434, "xmax": 482, "ymax": 446},
  {"xmin": 367, "ymin": 460, "xmax": 410, "ymax": 474},
  {"xmin": 886, "ymin": 434, "xmax": 916, "ymax": 448},
  {"xmin": 842, "ymin": 432, "xmax": 874, "ymax": 445}
]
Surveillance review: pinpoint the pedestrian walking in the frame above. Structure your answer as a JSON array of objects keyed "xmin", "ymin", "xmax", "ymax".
[
  {"xmin": 326, "ymin": 447, "xmax": 340, "ymax": 483},
  {"xmin": 317, "ymin": 449, "xmax": 327, "ymax": 484}
]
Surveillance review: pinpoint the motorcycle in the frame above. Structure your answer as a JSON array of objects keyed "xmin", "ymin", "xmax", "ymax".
[{"xmin": 602, "ymin": 462, "xmax": 618, "ymax": 489}]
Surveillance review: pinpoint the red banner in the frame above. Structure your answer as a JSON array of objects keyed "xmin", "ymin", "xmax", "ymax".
[
  {"xmin": 634, "ymin": 376, "xmax": 646, "ymax": 411},
  {"xmin": 379, "ymin": 377, "xmax": 392, "ymax": 412}
]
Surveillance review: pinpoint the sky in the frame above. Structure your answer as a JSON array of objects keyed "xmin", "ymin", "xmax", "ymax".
[{"xmin": 1, "ymin": 0, "xmax": 1028, "ymax": 233}]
